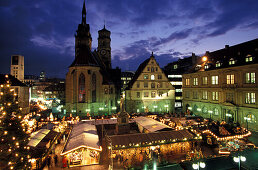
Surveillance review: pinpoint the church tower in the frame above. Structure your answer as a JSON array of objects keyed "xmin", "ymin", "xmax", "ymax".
[
  {"xmin": 97, "ymin": 24, "xmax": 111, "ymax": 69},
  {"xmin": 75, "ymin": 0, "xmax": 92, "ymax": 58}
]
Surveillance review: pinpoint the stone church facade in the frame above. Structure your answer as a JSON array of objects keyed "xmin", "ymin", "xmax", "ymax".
[{"xmin": 66, "ymin": 1, "xmax": 120, "ymax": 116}]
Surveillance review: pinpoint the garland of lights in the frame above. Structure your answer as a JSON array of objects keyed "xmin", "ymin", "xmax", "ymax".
[{"xmin": 0, "ymin": 75, "xmax": 31, "ymax": 169}]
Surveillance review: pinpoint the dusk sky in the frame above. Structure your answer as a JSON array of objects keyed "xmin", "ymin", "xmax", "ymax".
[{"xmin": 0, "ymin": 0, "xmax": 258, "ymax": 78}]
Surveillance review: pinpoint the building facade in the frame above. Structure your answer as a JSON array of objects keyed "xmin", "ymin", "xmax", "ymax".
[
  {"xmin": 125, "ymin": 53, "xmax": 175, "ymax": 113},
  {"xmin": 10, "ymin": 55, "xmax": 24, "ymax": 82},
  {"xmin": 121, "ymin": 71, "xmax": 135, "ymax": 94},
  {"xmin": 65, "ymin": 1, "xmax": 119, "ymax": 116},
  {"xmin": 164, "ymin": 53, "xmax": 199, "ymax": 113},
  {"xmin": 182, "ymin": 39, "xmax": 258, "ymax": 131}
]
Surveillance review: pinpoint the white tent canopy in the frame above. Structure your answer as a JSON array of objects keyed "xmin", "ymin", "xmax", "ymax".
[{"xmin": 61, "ymin": 123, "xmax": 101, "ymax": 155}]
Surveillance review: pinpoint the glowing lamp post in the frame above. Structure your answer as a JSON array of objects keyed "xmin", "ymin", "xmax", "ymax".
[
  {"xmin": 244, "ymin": 117, "xmax": 251, "ymax": 130},
  {"xmin": 192, "ymin": 162, "xmax": 205, "ymax": 170},
  {"xmin": 233, "ymin": 156, "xmax": 246, "ymax": 170},
  {"xmin": 202, "ymin": 56, "xmax": 208, "ymax": 62}
]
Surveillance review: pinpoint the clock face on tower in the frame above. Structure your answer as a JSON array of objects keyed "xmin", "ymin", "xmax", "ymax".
[{"xmin": 101, "ymin": 49, "xmax": 106, "ymax": 55}]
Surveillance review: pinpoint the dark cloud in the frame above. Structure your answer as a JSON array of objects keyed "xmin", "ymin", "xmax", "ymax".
[{"xmin": 0, "ymin": 0, "xmax": 258, "ymax": 77}]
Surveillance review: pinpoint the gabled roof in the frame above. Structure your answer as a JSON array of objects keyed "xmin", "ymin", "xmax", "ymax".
[
  {"xmin": 0, "ymin": 74, "xmax": 26, "ymax": 87},
  {"xmin": 126, "ymin": 57, "xmax": 151, "ymax": 90}
]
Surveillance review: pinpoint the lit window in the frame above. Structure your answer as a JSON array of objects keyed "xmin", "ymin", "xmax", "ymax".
[
  {"xmin": 151, "ymin": 75, "xmax": 155, "ymax": 80},
  {"xmin": 174, "ymin": 64, "xmax": 178, "ymax": 69},
  {"xmin": 202, "ymin": 77, "xmax": 208, "ymax": 85},
  {"xmin": 214, "ymin": 108, "xmax": 219, "ymax": 115},
  {"xmin": 186, "ymin": 78, "xmax": 190, "ymax": 86},
  {"xmin": 204, "ymin": 64, "xmax": 209, "ymax": 69},
  {"xmin": 227, "ymin": 74, "xmax": 234, "ymax": 84},
  {"xmin": 245, "ymin": 92, "xmax": 255, "ymax": 104},
  {"xmin": 137, "ymin": 92, "xmax": 140, "ymax": 98},
  {"xmin": 229, "ymin": 58, "xmax": 235, "ymax": 65},
  {"xmin": 246, "ymin": 72, "xmax": 255, "ymax": 84},
  {"xmin": 212, "ymin": 91, "xmax": 219, "ymax": 101},
  {"xmin": 144, "ymin": 75, "xmax": 149, "ymax": 79},
  {"xmin": 202, "ymin": 91, "xmax": 208, "ymax": 100},
  {"xmin": 170, "ymin": 82, "xmax": 182, "ymax": 85},
  {"xmin": 245, "ymin": 55, "xmax": 253, "ymax": 62},
  {"xmin": 212, "ymin": 76, "xmax": 218, "ymax": 85},
  {"xmin": 144, "ymin": 92, "xmax": 149, "ymax": 97},
  {"xmin": 245, "ymin": 114, "xmax": 256, "ymax": 123},
  {"xmin": 151, "ymin": 91, "xmax": 156, "ymax": 98},
  {"xmin": 175, "ymin": 89, "xmax": 182, "ymax": 92},
  {"xmin": 193, "ymin": 78, "xmax": 198, "ymax": 86},
  {"xmin": 168, "ymin": 75, "xmax": 182, "ymax": 78},
  {"xmin": 216, "ymin": 61, "xmax": 221, "ymax": 67}
]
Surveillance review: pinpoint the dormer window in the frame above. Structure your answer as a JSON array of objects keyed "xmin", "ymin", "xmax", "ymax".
[
  {"xmin": 174, "ymin": 64, "xmax": 178, "ymax": 69},
  {"xmin": 204, "ymin": 64, "xmax": 209, "ymax": 70},
  {"xmin": 216, "ymin": 61, "xmax": 221, "ymax": 67},
  {"xmin": 229, "ymin": 58, "xmax": 235, "ymax": 65},
  {"xmin": 245, "ymin": 55, "xmax": 253, "ymax": 62},
  {"xmin": 195, "ymin": 65, "xmax": 201, "ymax": 71}
]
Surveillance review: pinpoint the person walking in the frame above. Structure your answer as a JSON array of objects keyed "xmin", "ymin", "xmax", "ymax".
[
  {"xmin": 54, "ymin": 155, "xmax": 58, "ymax": 166},
  {"xmin": 47, "ymin": 156, "xmax": 51, "ymax": 168}
]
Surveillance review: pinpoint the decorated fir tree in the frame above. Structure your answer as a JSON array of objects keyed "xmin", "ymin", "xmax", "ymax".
[{"xmin": 0, "ymin": 75, "xmax": 31, "ymax": 169}]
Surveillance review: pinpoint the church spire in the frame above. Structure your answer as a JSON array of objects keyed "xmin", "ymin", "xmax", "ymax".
[{"xmin": 82, "ymin": 0, "xmax": 86, "ymax": 25}]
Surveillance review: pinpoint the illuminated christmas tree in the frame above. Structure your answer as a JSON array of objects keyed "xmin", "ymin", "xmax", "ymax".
[{"xmin": 0, "ymin": 75, "xmax": 31, "ymax": 169}]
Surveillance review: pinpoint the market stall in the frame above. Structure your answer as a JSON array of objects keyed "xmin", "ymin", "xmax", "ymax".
[{"xmin": 60, "ymin": 123, "xmax": 102, "ymax": 167}]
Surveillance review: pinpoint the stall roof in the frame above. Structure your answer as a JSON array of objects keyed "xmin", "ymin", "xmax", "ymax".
[
  {"xmin": 28, "ymin": 129, "xmax": 50, "ymax": 147},
  {"xmin": 109, "ymin": 129, "xmax": 194, "ymax": 148},
  {"xmin": 134, "ymin": 116, "xmax": 172, "ymax": 132},
  {"xmin": 61, "ymin": 123, "xmax": 101, "ymax": 155}
]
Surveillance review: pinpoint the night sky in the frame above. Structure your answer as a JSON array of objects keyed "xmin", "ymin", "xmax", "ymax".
[{"xmin": 1, "ymin": 0, "xmax": 258, "ymax": 78}]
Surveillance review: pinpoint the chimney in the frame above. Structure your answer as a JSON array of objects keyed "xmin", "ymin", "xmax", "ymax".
[{"xmin": 192, "ymin": 53, "xmax": 196, "ymax": 65}]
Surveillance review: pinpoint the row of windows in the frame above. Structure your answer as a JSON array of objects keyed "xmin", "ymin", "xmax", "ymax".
[
  {"xmin": 144, "ymin": 74, "xmax": 162, "ymax": 80},
  {"xmin": 136, "ymin": 82, "xmax": 168, "ymax": 88},
  {"xmin": 147, "ymin": 67, "xmax": 158, "ymax": 72},
  {"xmin": 121, "ymin": 77, "xmax": 132, "ymax": 80},
  {"xmin": 136, "ymin": 91, "xmax": 169, "ymax": 98},
  {"xmin": 185, "ymin": 91, "xmax": 256, "ymax": 104},
  {"xmin": 185, "ymin": 72, "xmax": 256, "ymax": 86},
  {"xmin": 205, "ymin": 56, "xmax": 254, "ymax": 69}
]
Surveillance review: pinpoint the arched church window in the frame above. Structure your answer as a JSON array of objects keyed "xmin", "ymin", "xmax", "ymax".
[
  {"xmin": 79, "ymin": 73, "xmax": 86, "ymax": 102},
  {"xmin": 92, "ymin": 73, "xmax": 96, "ymax": 102}
]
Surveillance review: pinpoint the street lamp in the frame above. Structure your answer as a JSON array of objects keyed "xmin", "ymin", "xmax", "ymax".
[
  {"xmin": 233, "ymin": 156, "xmax": 246, "ymax": 170},
  {"xmin": 192, "ymin": 162, "xmax": 205, "ymax": 170},
  {"xmin": 244, "ymin": 117, "xmax": 251, "ymax": 130}
]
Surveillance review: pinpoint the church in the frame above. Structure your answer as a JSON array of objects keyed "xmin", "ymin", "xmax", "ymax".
[{"xmin": 65, "ymin": 1, "xmax": 120, "ymax": 116}]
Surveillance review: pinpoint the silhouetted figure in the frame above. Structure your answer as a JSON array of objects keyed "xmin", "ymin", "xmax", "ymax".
[
  {"xmin": 54, "ymin": 155, "xmax": 58, "ymax": 165},
  {"xmin": 47, "ymin": 156, "xmax": 51, "ymax": 168}
]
